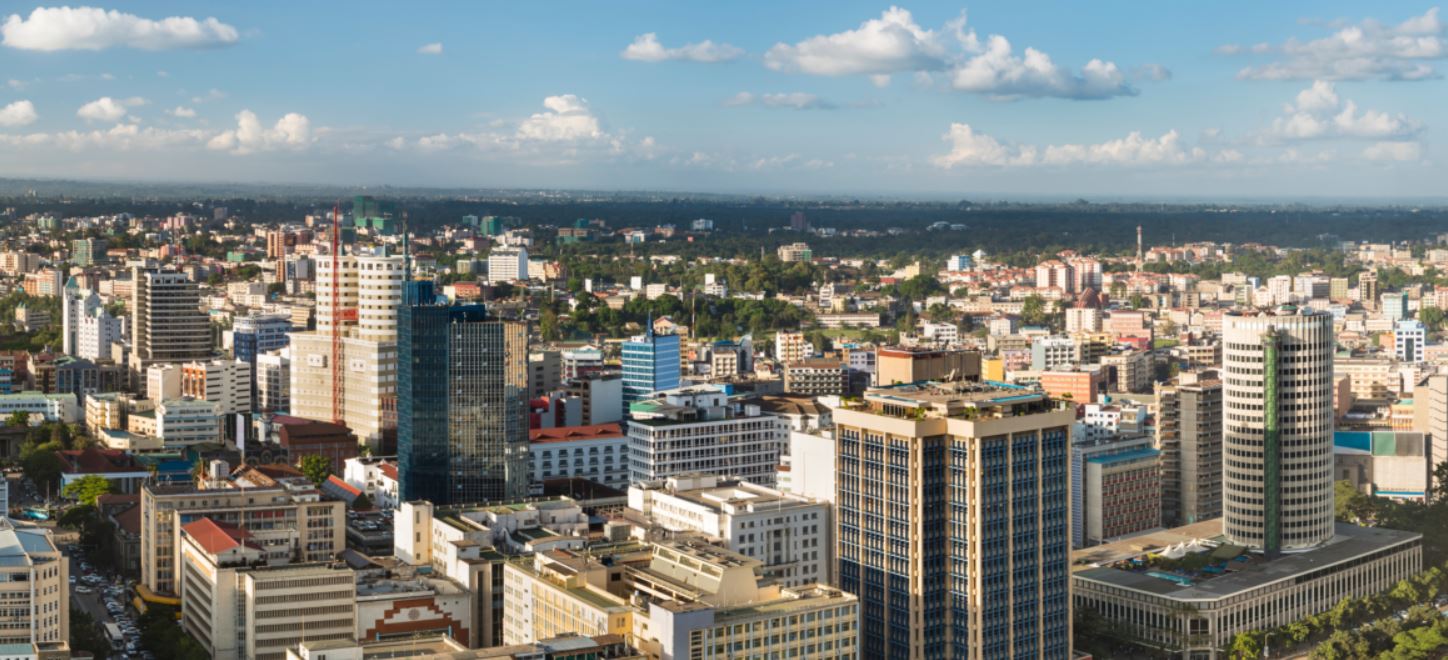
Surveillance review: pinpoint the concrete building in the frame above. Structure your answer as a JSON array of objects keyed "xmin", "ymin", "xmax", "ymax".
[
  {"xmin": 0, "ymin": 520, "xmax": 68, "ymax": 649},
  {"xmin": 629, "ymin": 474, "xmax": 833, "ymax": 588},
  {"xmin": 833, "ymin": 381, "xmax": 1074, "ymax": 658},
  {"xmin": 1082, "ymin": 445, "xmax": 1161, "ymax": 546},
  {"xmin": 131, "ymin": 267, "xmax": 213, "ymax": 372},
  {"xmin": 1334, "ymin": 430, "xmax": 1429, "ymax": 500},
  {"xmin": 1098, "ymin": 350, "xmax": 1150, "ymax": 394},
  {"xmin": 1223, "ymin": 308, "xmax": 1335, "ymax": 556},
  {"xmin": 182, "ymin": 359, "xmax": 252, "ymax": 415},
  {"xmin": 563, "ymin": 374, "xmax": 624, "ymax": 426},
  {"xmin": 528, "ymin": 350, "xmax": 562, "ymax": 399},
  {"xmin": 529, "ymin": 423, "xmax": 630, "ymax": 490},
  {"xmin": 1073, "ymin": 521, "xmax": 1421, "ymax": 658},
  {"xmin": 288, "ymin": 332, "xmax": 394, "ymax": 450},
  {"xmin": 141, "ymin": 466, "xmax": 346, "ymax": 596},
  {"xmin": 776, "ymin": 242, "xmax": 812, "ymax": 262},
  {"xmin": 627, "ymin": 385, "xmax": 788, "ymax": 487},
  {"xmin": 342, "ymin": 457, "xmax": 399, "ymax": 511},
  {"xmin": 0, "ymin": 391, "xmax": 80, "ymax": 423},
  {"xmin": 782, "ymin": 359, "xmax": 848, "ymax": 396},
  {"xmin": 231, "ymin": 313, "xmax": 292, "ymax": 365},
  {"xmin": 1156, "ymin": 371, "xmax": 1224, "ymax": 527},
  {"xmin": 875, "ymin": 346, "xmax": 981, "ymax": 386},
  {"xmin": 774, "ymin": 331, "xmax": 811, "ymax": 365},
  {"xmin": 1396, "ymin": 319, "xmax": 1427, "ymax": 363},
  {"xmin": 487, "ymin": 246, "xmax": 529, "ymax": 283},
  {"xmin": 255, "ymin": 352, "xmax": 289, "ymax": 414},
  {"xmin": 1414, "ymin": 372, "xmax": 1448, "ymax": 497},
  {"xmin": 177, "ymin": 517, "xmax": 355, "ymax": 660},
  {"xmin": 1031, "ymin": 335, "xmax": 1078, "ymax": 371}
]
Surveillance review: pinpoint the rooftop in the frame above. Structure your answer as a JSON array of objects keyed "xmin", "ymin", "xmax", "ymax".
[
  {"xmin": 1073, "ymin": 521, "xmax": 1421, "ymax": 602},
  {"xmin": 529, "ymin": 423, "xmax": 625, "ymax": 444}
]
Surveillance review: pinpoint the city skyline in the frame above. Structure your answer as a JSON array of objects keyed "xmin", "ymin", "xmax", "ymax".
[{"xmin": 0, "ymin": 2, "xmax": 1442, "ymax": 198}]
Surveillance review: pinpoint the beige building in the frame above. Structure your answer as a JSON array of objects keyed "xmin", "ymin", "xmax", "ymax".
[
  {"xmin": 875, "ymin": 346, "xmax": 981, "ymax": 386},
  {"xmin": 288, "ymin": 332, "xmax": 396, "ymax": 450},
  {"xmin": 178, "ymin": 517, "xmax": 355, "ymax": 660},
  {"xmin": 141, "ymin": 464, "xmax": 346, "ymax": 596},
  {"xmin": 0, "ymin": 520, "xmax": 68, "ymax": 649}
]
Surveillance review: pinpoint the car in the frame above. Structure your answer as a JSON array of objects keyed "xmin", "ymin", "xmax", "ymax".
[
  {"xmin": 75, "ymin": 586, "xmax": 92, "ymax": 594},
  {"xmin": 67, "ymin": 576, "xmax": 75, "ymax": 584}
]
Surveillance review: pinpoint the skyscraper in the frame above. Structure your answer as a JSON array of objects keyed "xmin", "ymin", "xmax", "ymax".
[
  {"xmin": 1222, "ymin": 307, "xmax": 1335, "ymax": 557},
  {"xmin": 398, "ymin": 281, "xmax": 528, "ymax": 504},
  {"xmin": 834, "ymin": 381, "xmax": 1073, "ymax": 659},
  {"xmin": 130, "ymin": 266, "xmax": 212, "ymax": 372},
  {"xmin": 1155, "ymin": 370, "xmax": 1223, "ymax": 527},
  {"xmin": 621, "ymin": 324, "xmax": 680, "ymax": 404}
]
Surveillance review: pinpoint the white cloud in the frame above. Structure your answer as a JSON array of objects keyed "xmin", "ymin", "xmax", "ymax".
[
  {"xmin": 0, "ymin": 100, "xmax": 37, "ymax": 126},
  {"xmin": 417, "ymin": 42, "xmax": 443, "ymax": 55},
  {"xmin": 76, "ymin": 96, "xmax": 145, "ymax": 123},
  {"xmin": 765, "ymin": 7, "xmax": 949, "ymax": 76},
  {"xmin": 1363, "ymin": 141, "xmax": 1424, "ymax": 161},
  {"xmin": 767, "ymin": 7, "xmax": 1141, "ymax": 100},
  {"xmin": 1225, "ymin": 8, "xmax": 1446, "ymax": 81},
  {"xmin": 516, "ymin": 95, "xmax": 602, "ymax": 142},
  {"xmin": 168, "ymin": 106, "xmax": 196, "ymax": 118},
  {"xmin": 1269, "ymin": 80, "xmax": 1421, "ymax": 140},
  {"xmin": 6, "ymin": 79, "xmax": 25, "ymax": 90},
  {"xmin": 950, "ymin": 35, "xmax": 1136, "ymax": 99},
  {"xmin": 2, "ymin": 6, "xmax": 239, "ymax": 51},
  {"xmin": 207, "ymin": 110, "xmax": 313, "ymax": 154},
  {"xmin": 725, "ymin": 91, "xmax": 835, "ymax": 110},
  {"xmin": 933, "ymin": 123, "xmax": 1207, "ymax": 168},
  {"xmin": 622, "ymin": 33, "xmax": 742, "ymax": 63},
  {"xmin": 191, "ymin": 88, "xmax": 226, "ymax": 104},
  {"xmin": 0, "ymin": 123, "xmax": 210, "ymax": 151}
]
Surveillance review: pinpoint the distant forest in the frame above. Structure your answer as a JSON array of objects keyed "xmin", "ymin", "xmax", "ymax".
[{"xmin": 3, "ymin": 179, "xmax": 1447, "ymax": 258}]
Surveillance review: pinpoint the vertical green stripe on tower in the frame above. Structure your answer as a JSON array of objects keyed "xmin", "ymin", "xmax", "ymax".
[{"xmin": 1263, "ymin": 331, "xmax": 1281, "ymax": 559}]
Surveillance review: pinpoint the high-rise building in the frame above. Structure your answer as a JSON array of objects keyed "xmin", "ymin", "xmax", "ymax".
[
  {"xmin": 61, "ymin": 276, "xmax": 97, "ymax": 356},
  {"xmin": 255, "ymin": 353, "xmax": 290, "ymax": 414},
  {"xmin": 181, "ymin": 359, "xmax": 252, "ymax": 415},
  {"xmin": 130, "ymin": 267, "xmax": 213, "ymax": 372},
  {"xmin": 0, "ymin": 519, "xmax": 68, "ymax": 649},
  {"xmin": 833, "ymin": 381, "xmax": 1073, "ymax": 658},
  {"xmin": 627, "ymin": 385, "xmax": 787, "ymax": 487},
  {"xmin": 1223, "ymin": 308, "xmax": 1335, "ymax": 557},
  {"xmin": 621, "ymin": 326, "xmax": 680, "ymax": 404},
  {"xmin": 1359, "ymin": 270, "xmax": 1379, "ymax": 309},
  {"xmin": 1396, "ymin": 319, "xmax": 1427, "ymax": 363},
  {"xmin": 487, "ymin": 246, "xmax": 529, "ymax": 283},
  {"xmin": 397, "ymin": 281, "xmax": 529, "ymax": 504},
  {"xmin": 1156, "ymin": 370, "xmax": 1224, "ymax": 527},
  {"xmin": 69, "ymin": 237, "xmax": 106, "ymax": 266},
  {"xmin": 231, "ymin": 313, "xmax": 292, "ymax": 365}
]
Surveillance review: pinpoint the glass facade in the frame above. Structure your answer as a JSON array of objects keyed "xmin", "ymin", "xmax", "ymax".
[
  {"xmin": 622, "ymin": 329, "xmax": 680, "ymax": 403},
  {"xmin": 398, "ymin": 282, "xmax": 528, "ymax": 504}
]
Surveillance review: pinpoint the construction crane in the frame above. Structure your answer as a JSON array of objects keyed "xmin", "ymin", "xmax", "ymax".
[{"xmin": 331, "ymin": 200, "xmax": 343, "ymax": 425}]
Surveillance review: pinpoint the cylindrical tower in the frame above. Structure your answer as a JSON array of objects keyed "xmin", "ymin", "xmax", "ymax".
[{"xmin": 1222, "ymin": 307, "xmax": 1335, "ymax": 556}]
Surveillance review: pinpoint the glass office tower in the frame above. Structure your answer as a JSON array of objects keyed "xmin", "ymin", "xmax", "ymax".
[{"xmin": 622, "ymin": 324, "xmax": 681, "ymax": 404}]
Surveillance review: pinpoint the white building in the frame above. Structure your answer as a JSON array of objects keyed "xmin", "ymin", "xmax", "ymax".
[
  {"xmin": 1065, "ymin": 307, "xmax": 1103, "ymax": 333},
  {"xmin": 289, "ymin": 333, "xmax": 395, "ymax": 451},
  {"xmin": 627, "ymin": 386, "xmax": 788, "ymax": 487},
  {"xmin": 182, "ymin": 359, "xmax": 252, "ymax": 416},
  {"xmin": 0, "ymin": 520, "xmax": 68, "ymax": 648},
  {"xmin": 155, "ymin": 398, "xmax": 223, "ymax": 446},
  {"xmin": 529, "ymin": 423, "xmax": 630, "ymax": 490},
  {"xmin": 0, "ymin": 391, "xmax": 80, "ymax": 424},
  {"xmin": 146, "ymin": 363, "xmax": 182, "ymax": 403},
  {"xmin": 629, "ymin": 473, "xmax": 833, "ymax": 588},
  {"xmin": 777, "ymin": 428, "xmax": 836, "ymax": 504},
  {"xmin": 75, "ymin": 307, "xmax": 123, "ymax": 361},
  {"xmin": 920, "ymin": 321, "xmax": 959, "ymax": 345},
  {"xmin": 255, "ymin": 352, "xmax": 290, "ymax": 414},
  {"xmin": 342, "ymin": 457, "xmax": 399, "ymax": 510},
  {"xmin": 774, "ymin": 331, "xmax": 811, "ymax": 364},
  {"xmin": 1396, "ymin": 319, "xmax": 1427, "ymax": 363},
  {"xmin": 487, "ymin": 246, "xmax": 529, "ymax": 283}
]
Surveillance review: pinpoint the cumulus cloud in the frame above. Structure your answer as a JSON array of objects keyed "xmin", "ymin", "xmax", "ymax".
[
  {"xmin": 622, "ymin": 33, "xmax": 742, "ymax": 63},
  {"xmin": 0, "ymin": 100, "xmax": 37, "ymax": 126},
  {"xmin": 0, "ymin": 123, "xmax": 210, "ymax": 151},
  {"xmin": 724, "ymin": 91, "xmax": 835, "ymax": 110},
  {"xmin": 765, "ymin": 7, "xmax": 950, "ymax": 75},
  {"xmin": 932, "ymin": 123, "xmax": 1207, "ymax": 168},
  {"xmin": 950, "ymin": 35, "xmax": 1135, "ymax": 99},
  {"xmin": 1363, "ymin": 141, "xmax": 1424, "ymax": 161},
  {"xmin": 76, "ymin": 96, "xmax": 145, "ymax": 122},
  {"xmin": 765, "ymin": 7, "xmax": 1143, "ymax": 100},
  {"xmin": 2, "ymin": 6, "xmax": 239, "ymax": 51},
  {"xmin": 1269, "ymin": 80, "xmax": 1422, "ymax": 139},
  {"xmin": 417, "ymin": 42, "xmax": 443, "ymax": 55},
  {"xmin": 167, "ymin": 106, "xmax": 196, "ymax": 118},
  {"xmin": 207, "ymin": 110, "xmax": 313, "ymax": 154},
  {"xmin": 1224, "ymin": 8, "xmax": 1446, "ymax": 81},
  {"xmin": 516, "ymin": 95, "xmax": 602, "ymax": 141}
]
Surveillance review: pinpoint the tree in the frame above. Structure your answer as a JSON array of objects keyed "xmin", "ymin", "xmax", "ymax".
[
  {"xmin": 1021, "ymin": 295, "xmax": 1048, "ymax": 327},
  {"xmin": 62, "ymin": 475, "xmax": 112, "ymax": 506},
  {"xmin": 1228, "ymin": 629, "xmax": 1263, "ymax": 659},
  {"xmin": 298, "ymin": 454, "xmax": 332, "ymax": 486},
  {"xmin": 4, "ymin": 411, "xmax": 28, "ymax": 427},
  {"xmin": 1422, "ymin": 306, "xmax": 1446, "ymax": 333}
]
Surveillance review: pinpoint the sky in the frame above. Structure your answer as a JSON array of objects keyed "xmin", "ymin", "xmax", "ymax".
[{"xmin": 0, "ymin": 1, "xmax": 1444, "ymax": 199}]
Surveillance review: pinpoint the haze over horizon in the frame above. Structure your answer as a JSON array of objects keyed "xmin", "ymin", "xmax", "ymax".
[{"xmin": 0, "ymin": 2, "xmax": 1443, "ymax": 198}]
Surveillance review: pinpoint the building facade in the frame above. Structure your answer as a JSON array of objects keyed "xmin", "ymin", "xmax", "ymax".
[{"xmin": 621, "ymin": 327, "xmax": 681, "ymax": 404}]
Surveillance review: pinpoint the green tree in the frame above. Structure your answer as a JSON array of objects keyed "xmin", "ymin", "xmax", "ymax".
[
  {"xmin": 62, "ymin": 475, "xmax": 112, "ymax": 506},
  {"xmin": 1421, "ymin": 306, "xmax": 1446, "ymax": 333},
  {"xmin": 4, "ymin": 411, "xmax": 28, "ymax": 427},
  {"xmin": 297, "ymin": 454, "xmax": 332, "ymax": 486},
  {"xmin": 1020, "ymin": 295, "xmax": 1048, "ymax": 327},
  {"xmin": 69, "ymin": 606, "xmax": 111, "ymax": 659},
  {"xmin": 1229, "ymin": 629, "xmax": 1263, "ymax": 659}
]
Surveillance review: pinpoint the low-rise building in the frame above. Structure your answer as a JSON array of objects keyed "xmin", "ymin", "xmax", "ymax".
[
  {"xmin": 0, "ymin": 520, "xmax": 68, "ymax": 649},
  {"xmin": 627, "ymin": 386, "xmax": 788, "ymax": 487},
  {"xmin": 529, "ymin": 423, "xmax": 629, "ymax": 490}
]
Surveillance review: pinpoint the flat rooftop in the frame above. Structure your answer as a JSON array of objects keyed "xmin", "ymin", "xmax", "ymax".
[{"xmin": 1074, "ymin": 521, "xmax": 1420, "ymax": 601}]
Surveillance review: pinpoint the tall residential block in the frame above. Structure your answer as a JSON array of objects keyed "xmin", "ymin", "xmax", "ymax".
[
  {"xmin": 834, "ymin": 381, "xmax": 1073, "ymax": 659},
  {"xmin": 1223, "ymin": 308, "xmax": 1335, "ymax": 557},
  {"xmin": 1155, "ymin": 370, "xmax": 1224, "ymax": 527},
  {"xmin": 398, "ymin": 281, "xmax": 529, "ymax": 504}
]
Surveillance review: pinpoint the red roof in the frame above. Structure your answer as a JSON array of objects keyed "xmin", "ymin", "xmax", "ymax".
[
  {"xmin": 325, "ymin": 474, "xmax": 361, "ymax": 497},
  {"xmin": 182, "ymin": 518, "xmax": 253, "ymax": 555},
  {"xmin": 378, "ymin": 463, "xmax": 398, "ymax": 481},
  {"xmin": 529, "ymin": 423, "xmax": 625, "ymax": 444},
  {"xmin": 56, "ymin": 448, "xmax": 145, "ymax": 474}
]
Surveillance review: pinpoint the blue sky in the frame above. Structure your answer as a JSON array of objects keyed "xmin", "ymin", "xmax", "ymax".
[{"xmin": 0, "ymin": 2, "xmax": 1443, "ymax": 199}]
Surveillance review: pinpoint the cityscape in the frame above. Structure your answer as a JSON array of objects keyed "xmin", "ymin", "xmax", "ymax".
[{"xmin": 1, "ymin": 2, "xmax": 1448, "ymax": 660}]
